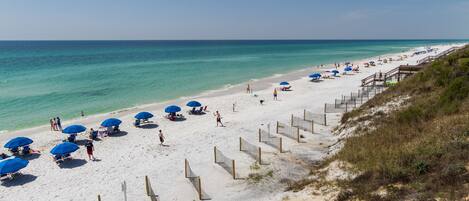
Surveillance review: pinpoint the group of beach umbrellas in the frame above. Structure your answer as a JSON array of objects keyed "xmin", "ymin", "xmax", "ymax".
[
  {"xmin": 1, "ymin": 137, "xmax": 33, "ymax": 175},
  {"xmin": 133, "ymin": 100, "xmax": 203, "ymax": 122},
  {"xmin": 1, "ymin": 100, "xmax": 204, "ymax": 177},
  {"xmin": 306, "ymin": 65, "xmax": 356, "ymax": 80}
]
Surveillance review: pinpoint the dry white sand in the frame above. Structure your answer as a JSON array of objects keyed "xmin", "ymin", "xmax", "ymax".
[{"xmin": 0, "ymin": 44, "xmax": 464, "ymax": 201}]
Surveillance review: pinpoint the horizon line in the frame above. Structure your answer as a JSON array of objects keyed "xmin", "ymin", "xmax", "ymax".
[{"xmin": 0, "ymin": 38, "xmax": 468, "ymax": 42}]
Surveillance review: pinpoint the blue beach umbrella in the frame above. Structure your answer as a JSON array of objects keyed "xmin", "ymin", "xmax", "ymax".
[
  {"xmin": 62, "ymin": 125, "xmax": 86, "ymax": 134},
  {"xmin": 165, "ymin": 105, "xmax": 182, "ymax": 113},
  {"xmin": 186, "ymin": 101, "xmax": 202, "ymax": 108},
  {"xmin": 309, "ymin": 73, "xmax": 322, "ymax": 78},
  {"xmin": 50, "ymin": 142, "xmax": 79, "ymax": 155},
  {"xmin": 4, "ymin": 137, "xmax": 33, "ymax": 149},
  {"xmin": 279, "ymin": 81, "xmax": 290, "ymax": 86},
  {"xmin": 344, "ymin": 66, "xmax": 353, "ymax": 71},
  {"xmin": 101, "ymin": 118, "xmax": 122, "ymax": 127},
  {"xmin": 0, "ymin": 157, "xmax": 29, "ymax": 174},
  {"xmin": 134, "ymin": 112, "xmax": 154, "ymax": 120},
  {"xmin": 331, "ymin": 70, "xmax": 339, "ymax": 74}
]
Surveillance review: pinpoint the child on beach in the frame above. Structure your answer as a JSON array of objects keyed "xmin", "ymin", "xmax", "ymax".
[
  {"xmin": 85, "ymin": 141, "xmax": 95, "ymax": 161},
  {"xmin": 273, "ymin": 88, "xmax": 278, "ymax": 100},
  {"xmin": 158, "ymin": 130, "xmax": 165, "ymax": 145},
  {"xmin": 214, "ymin": 111, "xmax": 224, "ymax": 127}
]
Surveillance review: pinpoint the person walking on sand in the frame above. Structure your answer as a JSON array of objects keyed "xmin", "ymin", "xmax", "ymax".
[
  {"xmin": 56, "ymin": 117, "xmax": 62, "ymax": 131},
  {"xmin": 214, "ymin": 111, "xmax": 224, "ymax": 127},
  {"xmin": 246, "ymin": 84, "xmax": 251, "ymax": 93},
  {"xmin": 158, "ymin": 130, "xmax": 165, "ymax": 145},
  {"xmin": 273, "ymin": 88, "xmax": 278, "ymax": 100},
  {"xmin": 232, "ymin": 102, "xmax": 236, "ymax": 112},
  {"xmin": 85, "ymin": 141, "xmax": 95, "ymax": 161}
]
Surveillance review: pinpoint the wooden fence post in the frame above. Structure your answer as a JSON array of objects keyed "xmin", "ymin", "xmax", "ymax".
[
  {"xmin": 324, "ymin": 114, "xmax": 327, "ymax": 126},
  {"xmin": 97, "ymin": 195, "xmax": 101, "ymax": 201},
  {"xmin": 258, "ymin": 129, "xmax": 261, "ymax": 142},
  {"xmin": 184, "ymin": 159, "xmax": 188, "ymax": 178},
  {"xmin": 296, "ymin": 128, "xmax": 300, "ymax": 143},
  {"xmin": 232, "ymin": 160, "xmax": 236, "ymax": 179},
  {"xmin": 239, "ymin": 137, "xmax": 242, "ymax": 151},
  {"xmin": 279, "ymin": 138, "xmax": 283, "ymax": 153},
  {"xmin": 213, "ymin": 146, "xmax": 217, "ymax": 163},
  {"xmin": 276, "ymin": 121, "xmax": 279, "ymax": 134},
  {"xmin": 311, "ymin": 121, "xmax": 314, "ymax": 133},
  {"xmin": 290, "ymin": 114, "xmax": 293, "ymax": 127},
  {"xmin": 198, "ymin": 177, "xmax": 202, "ymax": 200},
  {"xmin": 258, "ymin": 147, "xmax": 262, "ymax": 164},
  {"xmin": 145, "ymin": 176, "xmax": 150, "ymax": 196}
]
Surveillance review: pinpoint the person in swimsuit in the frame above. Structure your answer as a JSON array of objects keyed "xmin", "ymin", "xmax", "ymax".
[
  {"xmin": 214, "ymin": 111, "xmax": 224, "ymax": 127},
  {"xmin": 85, "ymin": 141, "xmax": 95, "ymax": 161},
  {"xmin": 158, "ymin": 130, "xmax": 165, "ymax": 145}
]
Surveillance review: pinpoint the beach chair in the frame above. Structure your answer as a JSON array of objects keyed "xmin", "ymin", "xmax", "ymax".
[
  {"xmin": 9, "ymin": 147, "xmax": 19, "ymax": 155},
  {"xmin": 281, "ymin": 86, "xmax": 292, "ymax": 91},
  {"xmin": 134, "ymin": 119, "xmax": 141, "ymax": 127},
  {"xmin": 0, "ymin": 153, "xmax": 9, "ymax": 160},
  {"xmin": 21, "ymin": 146, "xmax": 31, "ymax": 155},
  {"xmin": 67, "ymin": 135, "xmax": 76, "ymax": 143},
  {"xmin": 90, "ymin": 130, "xmax": 98, "ymax": 140}
]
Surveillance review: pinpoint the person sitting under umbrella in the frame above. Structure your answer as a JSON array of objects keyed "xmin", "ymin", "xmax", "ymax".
[{"xmin": 0, "ymin": 153, "xmax": 8, "ymax": 160}]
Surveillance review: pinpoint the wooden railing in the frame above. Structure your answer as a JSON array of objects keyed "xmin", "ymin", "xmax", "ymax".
[
  {"xmin": 417, "ymin": 46, "xmax": 460, "ymax": 64},
  {"xmin": 362, "ymin": 46, "xmax": 461, "ymax": 86}
]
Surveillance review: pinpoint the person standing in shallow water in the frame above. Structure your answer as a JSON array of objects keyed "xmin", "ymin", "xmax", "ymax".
[
  {"xmin": 56, "ymin": 117, "xmax": 62, "ymax": 131},
  {"xmin": 50, "ymin": 118, "xmax": 55, "ymax": 131},
  {"xmin": 52, "ymin": 118, "xmax": 58, "ymax": 131}
]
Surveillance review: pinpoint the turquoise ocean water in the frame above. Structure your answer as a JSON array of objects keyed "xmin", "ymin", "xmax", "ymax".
[{"xmin": 0, "ymin": 40, "xmax": 466, "ymax": 132}]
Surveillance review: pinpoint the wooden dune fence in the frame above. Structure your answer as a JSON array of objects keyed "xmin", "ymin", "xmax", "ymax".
[
  {"xmin": 214, "ymin": 146, "xmax": 237, "ymax": 179},
  {"xmin": 258, "ymin": 128, "xmax": 283, "ymax": 153},
  {"xmin": 184, "ymin": 159, "xmax": 211, "ymax": 200},
  {"xmin": 291, "ymin": 115, "xmax": 314, "ymax": 133},
  {"xmin": 276, "ymin": 121, "xmax": 301, "ymax": 143},
  {"xmin": 239, "ymin": 137, "xmax": 265, "ymax": 164},
  {"xmin": 304, "ymin": 110, "xmax": 327, "ymax": 126},
  {"xmin": 145, "ymin": 176, "xmax": 160, "ymax": 201}
]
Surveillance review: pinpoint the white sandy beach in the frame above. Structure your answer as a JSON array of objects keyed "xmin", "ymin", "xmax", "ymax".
[{"xmin": 0, "ymin": 43, "xmax": 465, "ymax": 201}]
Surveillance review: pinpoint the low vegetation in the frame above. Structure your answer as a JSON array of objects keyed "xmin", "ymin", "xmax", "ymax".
[{"xmin": 331, "ymin": 46, "xmax": 469, "ymax": 200}]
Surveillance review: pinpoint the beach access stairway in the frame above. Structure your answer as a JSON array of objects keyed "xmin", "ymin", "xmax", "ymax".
[{"xmin": 361, "ymin": 46, "xmax": 460, "ymax": 87}]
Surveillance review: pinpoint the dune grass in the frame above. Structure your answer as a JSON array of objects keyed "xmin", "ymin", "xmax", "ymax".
[{"xmin": 333, "ymin": 46, "xmax": 469, "ymax": 200}]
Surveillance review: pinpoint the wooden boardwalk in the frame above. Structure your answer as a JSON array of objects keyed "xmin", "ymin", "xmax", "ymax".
[{"xmin": 361, "ymin": 47, "xmax": 460, "ymax": 87}]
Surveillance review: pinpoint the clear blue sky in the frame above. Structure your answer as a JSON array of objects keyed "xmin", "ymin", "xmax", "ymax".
[{"xmin": 1, "ymin": 0, "xmax": 468, "ymax": 40}]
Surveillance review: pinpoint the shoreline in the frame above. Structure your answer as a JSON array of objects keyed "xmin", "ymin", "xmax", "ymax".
[{"xmin": 1, "ymin": 43, "xmax": 463, "ymax": 138}]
